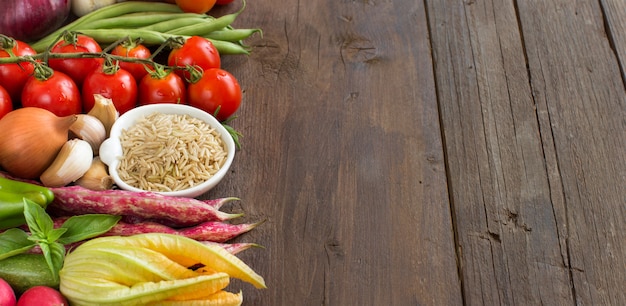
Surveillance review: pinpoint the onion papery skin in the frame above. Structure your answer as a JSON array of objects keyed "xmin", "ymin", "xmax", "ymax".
[
  {"xmin": 0, "ymin": 0, "xmax": 71, "ymax": 42},
  {"xmin": 0, "ymin": 107, "xmax": 76, "ymax": 179}
]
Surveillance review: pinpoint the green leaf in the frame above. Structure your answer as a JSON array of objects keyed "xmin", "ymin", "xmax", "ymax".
[
  {"xmin": 0, "ymin": 228, "xmax": 36, "ymax": 260},
  {"xmin": 49, "ymin": 242, "xmax": 65, "ymax": 282},
  {"xmin": 58, "ymin": 214, "xmax": 121, "ymax": 245},
  {"xmin": 40, "ymin": 242, "xmax": 65, "ymax": 283},
  {"xmin": 222, "ymin": 122, "xmax": 243, "ymax": 150},
  {"xmin": 23, "ymin": 198, "xmax": 53, "ymax": 239},
  {"xmin": 46, "ymin": 227, "xmax": 68, "ymax": 243}
]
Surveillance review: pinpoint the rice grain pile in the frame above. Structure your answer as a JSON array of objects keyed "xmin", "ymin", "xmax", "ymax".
[{"xmin": 117, "ymin": 112, "xmax": 227, "ymax": 192}]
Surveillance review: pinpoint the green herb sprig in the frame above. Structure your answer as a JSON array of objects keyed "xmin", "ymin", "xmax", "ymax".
[{"xmin": 0, "ymin": 199, "xmax": 120, "ymax": 282}]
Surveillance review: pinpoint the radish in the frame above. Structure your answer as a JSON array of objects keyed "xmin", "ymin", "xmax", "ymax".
[
  {"xmin": 16, "ymin": 286, "xmax": 67, "ymax": 306},
  {"xmin": 0, "ymin": 278, "xmax": 16, "ymax": 306},
  {"xmin": 49, "ymin": 186, "xmax": 242, "ymax": 227}
]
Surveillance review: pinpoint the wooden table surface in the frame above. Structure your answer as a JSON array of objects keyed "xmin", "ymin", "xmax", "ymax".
[{"xmin": 207, "ymin": 0, "xmax": 626, "ymax": 305}]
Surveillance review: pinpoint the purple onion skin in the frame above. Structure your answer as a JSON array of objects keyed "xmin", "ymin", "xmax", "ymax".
[{"xmin": 0, "ymin": 0, "xmax": 71, "ymax": 42}]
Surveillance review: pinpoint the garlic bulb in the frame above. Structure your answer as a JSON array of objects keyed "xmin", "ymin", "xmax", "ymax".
[
  {"xmin": 0, "ymin": 107, "xmax": 77, "ymax": 179},
  {"xmin": 40, "ymin": 139, "xmax": 94, "ymax": 187},
  {"xmin": 70, "ymin": 114, "xmax": 107, "ymax": 154},
  {"xmin": 87, "ymin": 94, "xmax": 118, "ymax": 137},
  {"xmin": 75, "ymin": 157, "xmax": 114, "ymax": 191}
]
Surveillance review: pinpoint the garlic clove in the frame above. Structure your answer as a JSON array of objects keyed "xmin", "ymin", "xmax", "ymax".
[
  {"xmin": 88, "ymin": 94, "xmax": 118, "ymax": 137},
  {"xmin": 70, "ymin": 114, "xmax": 107, "ymax": 154},
  {"xmin": 75, "ymin": 157, "xmax": 114, "ymax": 191},
  {"xmin": 40, "ymin": 139, "xmax": 94, "ymax": 187}
]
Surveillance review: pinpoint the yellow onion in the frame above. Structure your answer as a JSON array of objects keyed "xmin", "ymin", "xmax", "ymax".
[{"xmin": 0, "ymin": 107, "xmax": 77, "ymax": 179}]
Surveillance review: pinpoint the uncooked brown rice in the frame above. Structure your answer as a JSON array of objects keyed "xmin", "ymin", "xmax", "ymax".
[{"xmin": 117, "ymin": 112, "xmax": 227, "ymax": 192}]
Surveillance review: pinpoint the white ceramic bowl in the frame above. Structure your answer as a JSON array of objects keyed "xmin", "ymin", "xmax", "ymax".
[{"xmin": 99, "ymin": 104, "xmax": 235, "ymax": 198}]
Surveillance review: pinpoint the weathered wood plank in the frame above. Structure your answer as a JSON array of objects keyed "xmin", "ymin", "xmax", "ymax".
[
  {"xmin": 518, "ymin": 0, "xmax": 626, "ymax": 304},
  {"xmin": 427, "ymin": 0, "xmax": 575, "ymax": 304},
  {"xmin": 207, "ymin": 0, "xmax": 462, "ymax": 304},
  {"xmin": 601, "ymin": 0, "xmax": 626, "ymax": 79}
]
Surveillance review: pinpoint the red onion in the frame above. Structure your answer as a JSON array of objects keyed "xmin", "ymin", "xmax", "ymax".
[{"xmin": 0, "ymin": 0, "xmax": 71, "ymax": 42}]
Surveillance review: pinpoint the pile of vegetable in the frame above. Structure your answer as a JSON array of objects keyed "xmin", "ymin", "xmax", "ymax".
[
  {"xmin": 0, "ymin": 0, "xmax": 238, "ymax": 42},
  {"xmin": 0, "ymin": 1, "xmax": 265, "ymax": 304}
]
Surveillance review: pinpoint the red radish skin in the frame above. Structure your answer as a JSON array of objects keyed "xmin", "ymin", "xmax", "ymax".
[
  {"xmin": 49, "ymin": 186, "xmax": 242, "ymax": 227},
  {"xmin": 16, "ymin": 286, "xmax": 67, "ymax": 306},
  {"xmin": 0, "ymin": 278, "xmax": 16, "ymax": 306}
]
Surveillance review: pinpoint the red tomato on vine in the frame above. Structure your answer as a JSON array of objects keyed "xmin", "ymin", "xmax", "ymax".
[
  {"xmin": 48, "ymin": 34, "xmax": 103, "ymax": 86},
  {"xmin": 168, "ymin": 36, "xmax": 221, "ymax": 82},
  {"xmin": 187, "ymin": 68, "xmax": 241, "ymax": 121},
  {"xmin": 0, "ymin": 85, "xmax": 13, "ymax": 119},
  {"xmin": 21, "ymin": 69, "xmax": 82, "ymax": 117},
  {"xmin": 82, "ymin": 65, "xmax": 138, "ymax": 114},
  {"xmin": 138, "ymin": 66, "xmax": 187, "ymax": 105},
  {"xmin": 0, "ymin": 38, "xmax": 36, "ymax": 102},
  {"xmin": 111, "ymin": 41, "xmax": 152, "ymax": 83}
]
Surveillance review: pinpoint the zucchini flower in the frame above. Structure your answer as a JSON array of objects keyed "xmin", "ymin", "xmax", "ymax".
[{"xmin": 59, "ymin": 233, "xmax": 265, "ymax": 305}]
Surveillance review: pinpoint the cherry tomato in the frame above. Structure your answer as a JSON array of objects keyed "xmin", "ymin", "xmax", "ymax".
[
  {"xmin": 175, "ymin": 0, "xmax": 216, "ymax": 14},
  {"xmin": 168, "ymin": 36, "xmax": 220, "ymax": 81},
  {"xmin": 21, "ymin": 71, "xmax": 82, "ymax": 116},
  {"xmin": 111, "ymin": 42, "xmax": 152, "ymax": 83},
  {"xmin": 0, "ymin": 39, "xmax": 36, "ymax": 103},
  {"xmin": 187, "ymin": 68, "xmax": 241, "ymax": 121},
  {"xmin": 216, "ymin": 0, "xmax": 234, "ymax": 4},
  {"xmin": 82, "ymin": 67, "xmax": 138, "ymax": 114},
  {"xmin": 0, "ymin": 85, "xmax": 13, "ymax": 119},
  {"xmin": 48, "ymin": 34, "xmax": 103, "ymax": 86},
  {"xmin": 138, "ymin": 69, "xmax": 187, "ymax": 105}
]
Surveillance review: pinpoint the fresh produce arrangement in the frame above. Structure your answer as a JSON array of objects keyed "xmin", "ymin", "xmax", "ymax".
[{"xmin": 0, "ymin": 1, "xmax": 265, "ymax": 304}]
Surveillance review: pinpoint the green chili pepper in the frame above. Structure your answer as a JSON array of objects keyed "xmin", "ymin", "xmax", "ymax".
[
  {"xmin": 0, "ymin": 177, "xmax": 52, "ymax": 230},
  {"xmin": 0, "ymin": 176, "xmax": 54, "ymax": 204},
  {"xmin": 0, "ymin": 191, "xmax": 49, "ymax": 230}
]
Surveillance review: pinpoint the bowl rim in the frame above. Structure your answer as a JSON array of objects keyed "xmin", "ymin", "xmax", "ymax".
[{"xmin": 99, "ymin": 104, "xmax": 236, "ymax": 198}]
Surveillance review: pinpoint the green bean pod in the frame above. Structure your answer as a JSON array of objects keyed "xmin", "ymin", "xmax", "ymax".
[
  {"xmin": 205, "ymin": 28, "xmax": 261, "ymax": 43},
  {"xmin": 32, "ymin": 2, "xmax": 183, "ymax": 51},
  {"xmin": 74, "ymin": 29, "xmax": 178, "ymax": 46},
  {"xmin": 207, "ymin": 39, "xmax": 250, "ymax": 55},
  {"xmin": 83, "ymin": 13, "xmax": 206, "ymax": 30},
  {"xmin": 166, "ymin": 2, "xmax": 245, "ymax": 37},
  {"xmin": 141, "ymin": 17, "xmax": 216, "ymax": 33}
]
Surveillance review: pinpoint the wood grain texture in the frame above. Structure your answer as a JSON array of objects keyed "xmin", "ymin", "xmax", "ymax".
[
  {"xmin": 518, "ymin": 0, "xmax": 626, "ymax": 304},
  {"xmin": 427, "ymin": 0, "xmax": 573, "ymax": 304},
  {"xmin": 428, "ymin": 0, "xmax": 625, "ymax": 305},
  {"xmin": 201, "ymin": 0, "xmax": 625, "ymax": 304},
  {"xmin": 205, "ymin": 0, "xmax": 461, "ymax": 305}
]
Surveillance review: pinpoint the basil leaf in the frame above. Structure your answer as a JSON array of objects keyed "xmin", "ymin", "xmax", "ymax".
[
  {"xmin": 40, "ymin": 242, "xmax": 65, "ymax": 283},
  {"xmin": 23, "ymin": 199, "xmax": 53, "ymax": 239},
  {"xmin": 0, "ymin": 228, "xmax": 36, "ymax": 260},
  {"xmin": 58, "ymin": 214, "xmax": 121, "ymax": 245},
  {"xmin": 46, "ymin": 227, "xmax": 68, "ymax": 243},
  {"xmin": 49, "ymin": 242, "xmax": 65, "ymax": 282}
]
